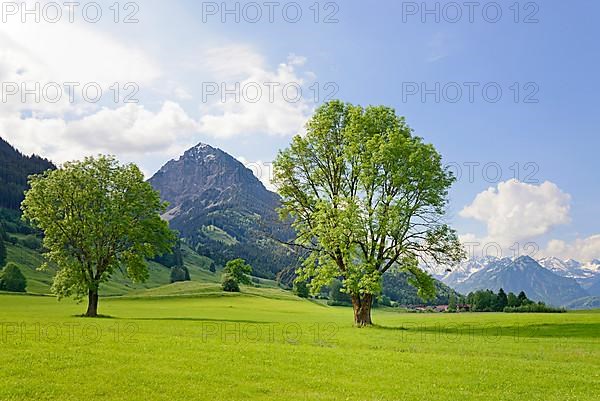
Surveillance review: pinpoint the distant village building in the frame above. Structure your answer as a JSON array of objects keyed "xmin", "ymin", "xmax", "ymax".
[{"xmin": 407, "ymin": 304, "xmax": 471, "ymax": 312}]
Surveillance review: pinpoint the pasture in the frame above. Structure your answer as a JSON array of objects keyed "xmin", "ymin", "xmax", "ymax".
[{"xmin": 0, "ymin": 285, "xmax": 598, "ymax": 401}]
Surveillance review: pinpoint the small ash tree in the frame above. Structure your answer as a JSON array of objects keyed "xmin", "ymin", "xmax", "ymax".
[{"xmin": 22, "ymin": 156, "xmax": 175, "ymax": 317}]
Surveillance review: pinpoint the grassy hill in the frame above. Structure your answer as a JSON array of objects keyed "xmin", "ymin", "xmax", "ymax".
[
  {"xmin": 4, "ymin": 240, "xmax": 223, "ymax": 296},
  {"xmin": 6, "ymin": 241, "xmax": 174, "ymax": 295},
  {"xmin": 0, "ymin": 289, "xmax": 598, "ymax": 401},
  {"xmin": 4, "ymin": 236, "xmax": 284, "ymax": 298}
]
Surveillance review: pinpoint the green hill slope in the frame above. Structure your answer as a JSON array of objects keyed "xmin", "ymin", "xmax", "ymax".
[{"xmin": 4, "ymin": 241, "xmax": 219, "ymax": 296}]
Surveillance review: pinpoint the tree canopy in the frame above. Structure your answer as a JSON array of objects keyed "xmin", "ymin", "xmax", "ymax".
[
  {"xmin": 293, "ymin": 279, "xmax": 310, "ymax": 298},
  {"xmin": 274, "ymin": 100, "xmax": 464, "ymax": 325},
  {"xmin": 468, "ymin": 289, "xmax": 531, "ymax": 312},
  {"xmin": 0, "ymin": 263, "xmax": 27, "ymax": 292},
  {"xmin": 223, "ymin": 258, "xmax": 252, "ymax": 285},
  {"xmin": 21, "ymin": 155, "xmax": 176, "ymax": 316}
]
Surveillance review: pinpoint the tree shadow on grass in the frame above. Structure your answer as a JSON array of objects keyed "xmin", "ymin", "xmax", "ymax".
[
  {"xmin": 129, "ymin": 317, "xmax": 276, "ymax": 324},
  {"xmin": 371, "ymin": 324, "xmax": 408, "ymax": 330},
  {"xmin": 371, "ymin": 322, "xmax": 600, "ymax": 340},
  {"xmin": 72, "ymin": 314, "xmax": 116, "ymax": 319}
]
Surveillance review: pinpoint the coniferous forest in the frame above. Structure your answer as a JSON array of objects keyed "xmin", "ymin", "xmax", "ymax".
[{"xmin": 0, "ymin": 138, "xmax": 55, "ymax": 210}]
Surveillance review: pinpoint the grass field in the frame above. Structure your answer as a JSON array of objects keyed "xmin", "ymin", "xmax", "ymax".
[{"xmin": 1, "ymin": 285, "xmax": 599, "ymax": 401}]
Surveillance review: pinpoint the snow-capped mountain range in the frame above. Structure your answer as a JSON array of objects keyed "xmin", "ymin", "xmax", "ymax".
[
  {"xmin": 433, "ymin": 256, "xmax": 600, "ymax": 288},
  {"xmin": 537, "ymin": 257, "xmax": 600, "ymax": 288},
  {"xmin": 427, "ymin": 255, "xmax": 600, "ymax": 307}
]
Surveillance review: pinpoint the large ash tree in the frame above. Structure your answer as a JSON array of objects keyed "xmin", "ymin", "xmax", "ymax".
[
  {"xmin": 274, "ymin": 101, "xmax": 464, "ymax": 326},
  {"xmin": 22, "ymin": 156, "xmax": 175, "ymax": 317}
]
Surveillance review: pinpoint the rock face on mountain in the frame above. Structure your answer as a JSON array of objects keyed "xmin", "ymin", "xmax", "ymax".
[
  {"xmin": 438, "ymin": 255, "xmax": 499, "ymax": 288},
  {"xmin": 148, "ymin": 143, "xmax": 297, "ymax": 278},
  {"xmin": 451, "ymin": 256, "xmax": 589, "ymax": 307}
]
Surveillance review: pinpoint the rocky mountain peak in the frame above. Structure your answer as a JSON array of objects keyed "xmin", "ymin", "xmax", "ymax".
[
  {"xmin": 148, "ymin": 142, "xmax": 295, "ymax": 278},
  {"xmin": 514, "ymin": 255, "xmax": 537, "ymax": 266},
  {"xmin": 149, "ymin": 142, "xmax": 274, "ymax": 216}
]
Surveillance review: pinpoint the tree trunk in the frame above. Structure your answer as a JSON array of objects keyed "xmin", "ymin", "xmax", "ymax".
[
  {"xmin": 85, "ymin": 289, "xmax": 99, "ymax": 317},
  {"xmin": 352, "ymin": 293, "xmax": 373, "ymax": 326}
]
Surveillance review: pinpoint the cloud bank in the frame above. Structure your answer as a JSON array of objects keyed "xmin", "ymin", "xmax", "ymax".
[{"xmin": 460, "ymin": 179, "xmax": 599, "ymax": 262}]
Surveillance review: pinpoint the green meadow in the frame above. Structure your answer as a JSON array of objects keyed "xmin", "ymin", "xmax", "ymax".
[{"xmin": 1, "ymin": 285, "xmax": 599, "ymax": 401}]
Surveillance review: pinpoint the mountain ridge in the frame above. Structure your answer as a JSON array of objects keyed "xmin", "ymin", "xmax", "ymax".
[
  {"xmin": 433, "ymin": 254, "xmax": 600, "ymax": 302},
  {"xmin": 447, "ymin": 256, "xmax": 589, "ymax": 306}
]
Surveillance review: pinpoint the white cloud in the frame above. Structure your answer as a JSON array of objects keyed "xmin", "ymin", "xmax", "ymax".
[
  {"xmin": 0, "ymin": 27, "xmax": 313, "ymax": 164},
  {"xmin": 460, "ymin": 179, "xmax": 571, "ymax": 247},
  {"xmin": 0, "ymin": 8, "xmax": 160, "ymax": 91},
  {"xmin": 236, "ymin": 156, "xmax": 276, "ymax": 192},
  {"xmin": 174, "ymin": 87, "xmax": 193, "ymax": 100},
  {"xmin": 286, "ymin": 53, "xmax": 307, "ymax": 66},
  {"xmin": 459, "ymin": 179, "xmax": 600, "ymax": 261},
  {"xmin": 198, "ymin": 44, "xmax": 267, "ymax": 81},
  {"xmin": 0, "ymin": 3, "xmax": 178, "ymax": 163},
  {"xmin": 0, "ymin": 11, "xmax": 311, "ymax": 176},
  {"xmin": 0, "ymin": 102, "xmax": 198, "ymax": 163},
  {"xmin": 65, "ymin": 102, "xmax": 198, "ymax": 154},
  {"xmin": 196, "ymin": 45, "xmax": 314, "ymax": 138},
  {"xmin": 543, "ymin": 235, "xmax": 600, "ymax": 263}
]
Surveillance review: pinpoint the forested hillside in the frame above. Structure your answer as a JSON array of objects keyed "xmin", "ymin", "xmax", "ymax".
[{"xmin": 0, "ymin": 137, "xmax": 55, "ymax": 210}]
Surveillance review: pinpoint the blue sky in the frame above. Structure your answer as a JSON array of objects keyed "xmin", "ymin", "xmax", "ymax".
[{"xmin": 1, "ymin": 0, "xmax": 598, "ymax": 260}]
